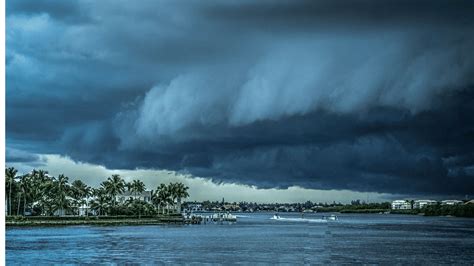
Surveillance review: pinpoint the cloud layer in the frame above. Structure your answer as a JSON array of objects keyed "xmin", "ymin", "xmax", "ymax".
[
  {"xmin": 6, "ymin": 0, "xmax": 474, "ymax": 196},
  {"xmin": 7, "ymin": 154, "xmax": 395, "ymax": 203}
]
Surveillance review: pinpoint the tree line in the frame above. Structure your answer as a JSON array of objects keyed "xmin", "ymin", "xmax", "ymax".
[{"xmin": 5, "ymin": 167, "xmax": 189, "ymax": 217}]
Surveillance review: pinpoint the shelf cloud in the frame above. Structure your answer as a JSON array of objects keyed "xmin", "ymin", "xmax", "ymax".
[{"xmin": 6, "ymin": 0, "xmax": 474, "ymax": 196}]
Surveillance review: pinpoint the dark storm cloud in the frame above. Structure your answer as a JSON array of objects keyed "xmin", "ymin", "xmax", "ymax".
[
  {"xmin": 6, "ymin": 0, "xmax": 474, "ymax": 196},
  {"xmin": 204, "ymin": 0, "xmax": 474, "ymax": 26},
  {"xmin": 6, "ymin": 148, "xmax": 40, "ymax": 163},
  {"xmin": 6, "ymin": 0, "xmax": 90, "ymax": 23},
  {"xmin": 6, "ymin": 148, "xmax": 46, "ymax": 168}
]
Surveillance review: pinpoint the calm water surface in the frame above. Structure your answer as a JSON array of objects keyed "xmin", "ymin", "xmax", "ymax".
[{"xmin": 6, "ymin": 213, "xmax": 474, "ymax": 264}]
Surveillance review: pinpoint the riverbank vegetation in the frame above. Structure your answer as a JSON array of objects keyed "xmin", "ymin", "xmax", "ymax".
[
  {"xmin": 423, "ymin": 204, "xmax": 474, "ymax": 218},
  {"xmin": 388, "ymin": 205, "xmax": 474, "ymax": 217},
  {"xmin": 5, "ymin": 167, "xmax": 189, "ymax": 218},
  {"xmin": 316, "ymin": 201, "xmax": 391, "ymax": 213}
]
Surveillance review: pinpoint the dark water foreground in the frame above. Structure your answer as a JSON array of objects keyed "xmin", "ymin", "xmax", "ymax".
[{"xmin": 6, "ymin": 213, "xmax": 474, "ymax": 264}]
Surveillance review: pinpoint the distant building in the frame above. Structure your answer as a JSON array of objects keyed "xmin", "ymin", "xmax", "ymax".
[
  {"xmin": 78, "ymin": 203, "xmax": 90, "ymax": 216},
  {"xmin": 391, "ymin": 200, "xmax": 412, "ymax": 210},
  {"xmin": 78, "ymin": 197, "xmax": 96, "ymax": 216},
  {"xmin": 223, "ymin": 204, "xmax": 241, "ymax": 211},
  {"xmin": 54, "ymin": 196, "xmax": 76, "ymax": 216},
  {"xmin": 187, "ymin": 203, "xmax": 203, "ymax": 212},
  {"xmin": 413, "ymin": 200, "xmax": 437, "ymax": 209},
  {"xmin": 54, "ymin": 209, "xmax": 67, "ymax": 216},
  {"xmin": 441, "ymin": 200, "xmax": 463, "ymax": 206},
  {"xmin": 116, "ymin": 191, "xmax": 153, "ymax": 204}
]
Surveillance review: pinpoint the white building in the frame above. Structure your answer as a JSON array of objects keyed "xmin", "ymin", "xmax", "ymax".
[
  {"xmin": 391, "ymin": 200, "xmax": 412, "ymax": 210},
  {"xmin": 441, "ymin": 200, "xmax": 463, "ymax": 206},
  {"xmin": 186, "ymin": 203, "xmax": 203, "ymax": 212},
  {"xmin": 116, "ymin": 191, "xmax": 153, "ymax": 204},
  {"xmin": 78, "ymin": 197, "xmax": 96, "ymax": 216},
  {"xmin": 413, "ymin": 200, "xmax": 437, "ymax": 209}
]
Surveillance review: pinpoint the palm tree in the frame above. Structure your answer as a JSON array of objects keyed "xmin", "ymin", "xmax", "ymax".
[
  {"xmin": 90, "ymin": 187, "xmax": 109, "ymax": 216},
  {"xmin": 152, "ymin": 184, "xmax": 165, "ymax": 214},
  {"xmin": 167, "ymin": 182, "xmax": 188, "ymax": 212},
  {"xmin": 167, "ymin": 183, "xmax": 178, "ymax": 212},
  {"xmin": 5, "ymin": 167, "xmax": 17, "ymax": 216},
  {"xmin": 17, "ymin": 174, "xmax": 31, "ymax": 215},
  {"xmin": 103, "ymin": 174, "xmax": 126, "ymax": 212},
  {"xmin": 71, "ymin": 180, "xmax": 91, "ymax": 215},
  {"xmin": 130, "ymin": 180, "xmax": 146, "ymax": 218},
  {"xmin": 153, "ymin": 184, "xmax": 172, "ymax": 214},
  {"xmin": 29, "ymin": 169, "xmax": 49, "ymax": 215},
  {"xmin": 174, "ymin": 182, "xmax": 189, "ymax": 213},
  {"xmin": 40, "ymin": 177, "xmax": 56, "ymax": 216},
  {"xmin": 131, "ymin": 180, "xmax": 146, "ymax": 198},
  {"xmin": 53, "ymin": 174, "xmax": 71, "ymax": 216},
  {"xmin": 16, "ymin": 176, "xmax": 22, "ymax": 215},
  {"xmin": 16, "ymin": 176, "xmax": 23, "ymax": 215}
]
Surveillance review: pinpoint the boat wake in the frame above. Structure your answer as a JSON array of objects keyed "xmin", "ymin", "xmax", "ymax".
[{"xmin": 270, "ymin": 216, "xmax": 328, "ymax": 223}]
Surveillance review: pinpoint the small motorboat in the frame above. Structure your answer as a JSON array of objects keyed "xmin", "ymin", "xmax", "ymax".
[
  {"xmin": 323, "ymin": 214, "xmax": 338, "ymax": 221},
  {"xmin": 271, "ymin": 214, "xmax": 281, "ymax": 220}
]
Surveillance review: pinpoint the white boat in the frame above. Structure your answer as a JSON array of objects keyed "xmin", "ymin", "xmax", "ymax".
[
  {"xmin": 270, "ymin": 215, "xmax": 327, "ymax": 223},
  {"xmin": 323, "ymin": 214, "xmax": 338, "ymax": 221}
]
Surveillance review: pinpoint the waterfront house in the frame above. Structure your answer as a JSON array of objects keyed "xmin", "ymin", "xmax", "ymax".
[
  {"xmin": 441, "ymin": 200, "xmax": 463, "ymax": 206},
  {"xmin": 116, "ymin": 191, "xmax": 153, "ymax": 204},
  {"xmin": 53, "ymin": 195, "xmax": 76, "ymax": 216},
  {"xmin": 77, "ymin": 197, "xmax": 96, "ymax": 216},
  {"xmin": 54, "ymin": 209, "xmax": 67, "ymax": 216},
  {"xmin": 187, "ymin": 203, "xmax": 203, "ymax": 212},
  {"xmin": 223, "ymin": 204, "xmax": 241, "ymax": 212},
  {"xmin": 391, "ymin": 200, "xmax": 412, "ymax": 210},
  {"xmin": 78, "ymin": 203, "xmax": 89, "ymax": 216},
  {"xmin": 413, "ymin": 200, "xmax": 437, "ymax": 209}
]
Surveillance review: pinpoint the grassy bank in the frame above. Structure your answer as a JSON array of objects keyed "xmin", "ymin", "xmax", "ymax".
[{"xmin": 6, "ymin": 214, "xmax": 183, "ymax": 226}]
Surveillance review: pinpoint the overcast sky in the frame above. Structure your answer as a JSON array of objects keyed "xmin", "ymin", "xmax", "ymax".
[{"xmin": 6, "ymin": 0, "xmax": 474, "ymax": 201}]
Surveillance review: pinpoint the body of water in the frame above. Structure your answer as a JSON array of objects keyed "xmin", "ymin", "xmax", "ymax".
[{"xmin": 6, "ymin": 213, "xmax": 474, "ymax": 264}]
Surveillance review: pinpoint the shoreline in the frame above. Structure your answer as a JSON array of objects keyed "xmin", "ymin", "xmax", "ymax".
[
  {"xmin": 7, "ymin": 210, "xmax": 472, "ymax": 227},
  {"xmin": 6, "ymin": 215, "xmax": 184, "ymax": 227}
]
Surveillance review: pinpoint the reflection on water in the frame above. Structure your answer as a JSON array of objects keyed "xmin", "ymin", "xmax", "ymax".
[{"xmin": 6, "ymin": 213, "xmax": 474, "ymax": 264}]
